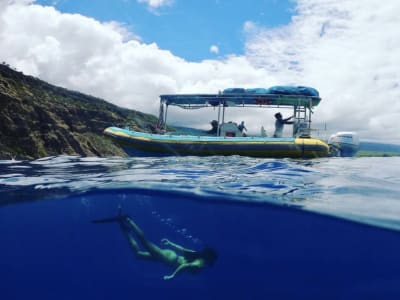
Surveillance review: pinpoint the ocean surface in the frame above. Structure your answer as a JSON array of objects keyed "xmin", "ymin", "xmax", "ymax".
[{"xmin": 1, "ymin": 155, "xmax": 400, "ymax": 299}]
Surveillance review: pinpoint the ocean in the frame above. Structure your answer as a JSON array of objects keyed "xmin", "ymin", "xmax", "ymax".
[{"xmin": 1, "ymin": 155, "xmax": 400, "ymax": 299}]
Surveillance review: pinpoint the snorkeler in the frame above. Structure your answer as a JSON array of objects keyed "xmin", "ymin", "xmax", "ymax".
[{"xmin": 92, "ymin": 213, "xmax": 217, "ymax": 280}]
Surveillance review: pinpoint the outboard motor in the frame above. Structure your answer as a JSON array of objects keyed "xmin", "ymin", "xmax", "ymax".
[{"xmin": 328, "ymin": 132, "xmax": 360, "ymax": 157}]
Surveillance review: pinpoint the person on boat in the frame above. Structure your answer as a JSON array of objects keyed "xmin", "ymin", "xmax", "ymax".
[
  {"xmin": 237, "ymin": 121, "xmax": 247, "ymax": 136},
  {"xmin": 207, "ymin": 120, "xmax": 219, "ymax": 134},
  {"xmin": 273, "ymin": 112, "xmax": 294, "ymax": 138},
  {"xmin": 92, "ymin": 213, "xmax": 217, "ymax": 280}
]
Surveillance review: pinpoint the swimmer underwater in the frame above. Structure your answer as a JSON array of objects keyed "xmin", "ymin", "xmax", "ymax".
[{"xmin": 92, "ymin": 211, "xmax": 217, "ymax": 280}]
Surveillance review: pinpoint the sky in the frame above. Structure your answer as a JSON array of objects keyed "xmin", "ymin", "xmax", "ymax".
[{"xmin": 1, "ymin": 0, "xmax": 400, "ymax": 143}]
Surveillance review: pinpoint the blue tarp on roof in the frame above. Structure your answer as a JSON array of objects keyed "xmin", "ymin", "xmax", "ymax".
[
  {"xmin": 223, "ymin": 86, "xmax": 319, "ymax": 97},
  {"xmin": 245, "ymin": 88, "xmax": 269, "ymax": 94},
  {"xmin": 161, "ymin": 86, "xmax": 321, "ymax": 108},
  {"xmin": 266, "ymin": 86, "xmax": 320, "ymax": 97},
  {"xmin": 222, "ymin": 88, "xmax": 246, "ymax": 94}
]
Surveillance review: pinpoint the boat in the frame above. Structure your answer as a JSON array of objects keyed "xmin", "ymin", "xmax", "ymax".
[{"xmin": 104, "ymin": 86, "xmax": 357, "ymax": 158}]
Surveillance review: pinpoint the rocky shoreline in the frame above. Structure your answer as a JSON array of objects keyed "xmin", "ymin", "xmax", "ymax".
[{"xmin": 0, "ymin": 64, "xmax": 158, "ymax": 160}]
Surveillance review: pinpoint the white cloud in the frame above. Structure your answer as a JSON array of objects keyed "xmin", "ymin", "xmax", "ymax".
[
  {"xmin": 0, "ymin": 1, "xmax": 270, "ymax": 120},
  {"xmin": 210, "ymin": 45, "xmax": 219, "ymax": 54},
  {"xmin": 137, "ymin": 0, "xmax": 173, "ymax": 14},
  {"xmin": 0, "ymin": 0, "xmax": 399, "ymax": 143},
  {"xmin": 137, "ymin": 0, "xmax": 173, "ymax": 8},
  {"xmin": 245, "ymin": 0, "xmax": 400, "ymax": 142},
  {"xmin": 243, "ymin": 20, "xmax": 258, "ymax": 34}
]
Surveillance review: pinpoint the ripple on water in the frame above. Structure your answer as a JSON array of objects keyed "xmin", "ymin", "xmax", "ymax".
[{"xmin": 0, "ymin": 156, "xmax": 400, "ymax": 231}]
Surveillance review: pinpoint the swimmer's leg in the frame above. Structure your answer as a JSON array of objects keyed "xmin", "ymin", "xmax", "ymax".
[
  {"xmin": 119, "ymin": 221, "xmax": 152, "ymax": 260},
  {"xmin": 124, "ymin": 217, "xmax": 167, "ymax": 260}
]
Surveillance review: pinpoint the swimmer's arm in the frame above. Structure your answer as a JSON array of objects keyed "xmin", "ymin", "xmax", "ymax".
[
  {"xmin": 163, "ymin": 261, "xmax": 200, "ymax": 280},
  {"xmin": 163, "ymin": 264, "xmax": 187, "ymax": 280},
  {"xmin": 161, "ymin": 238, "xmax": 195, "ymax": 253}
]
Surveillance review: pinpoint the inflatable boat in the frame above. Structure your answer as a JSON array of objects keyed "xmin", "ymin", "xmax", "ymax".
[{"xmin": 104, "ymin": 86, "xmax": 356, "ymax": 158}]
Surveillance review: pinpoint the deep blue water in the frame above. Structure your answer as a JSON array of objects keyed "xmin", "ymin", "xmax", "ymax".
[{"xmin": 1, "ymin": 156, "xmax": 400, "ymax": 299}]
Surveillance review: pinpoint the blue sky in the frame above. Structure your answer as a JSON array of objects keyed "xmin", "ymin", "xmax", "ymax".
[{"xmin": 36, "ymin": 0, "xmax": 294, "ymax": 61}]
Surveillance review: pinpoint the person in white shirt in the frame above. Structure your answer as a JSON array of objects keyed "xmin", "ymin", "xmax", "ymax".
[{"xmin": 273, "ymin": 112, "xmax": 294, "ymax": 138}]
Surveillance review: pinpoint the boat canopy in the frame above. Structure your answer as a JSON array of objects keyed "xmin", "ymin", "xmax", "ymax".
[
  {"xmin": 160, "ymin": 86, "xmax": 321, "ymax": 109},
  {"xmin": 157, "ymin": 86, "xmax": 321, "ymax": 136}
]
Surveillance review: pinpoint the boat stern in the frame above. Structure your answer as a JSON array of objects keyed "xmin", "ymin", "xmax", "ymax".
[{"xmin": 297, "ymin": 138, "xmax": 330, "ymax": 158}]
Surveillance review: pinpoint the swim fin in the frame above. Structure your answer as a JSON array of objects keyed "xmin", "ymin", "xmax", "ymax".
[
  {"xmin": 91, "ymin": 204, "xmax": 131, "ymax": 224},
  {"xmin": 91, "ymin": 214, "xmax": 129, "ymax": 224}
]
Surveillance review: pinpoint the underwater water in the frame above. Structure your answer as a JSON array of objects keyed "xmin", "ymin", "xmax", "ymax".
[{"xmin": 1, "ymin": 156, "xmax": 400, "ymax": 299}]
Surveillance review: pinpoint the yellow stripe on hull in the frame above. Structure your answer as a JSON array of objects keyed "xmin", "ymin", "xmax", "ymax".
[{"xmin": 104, "ymin": 127, "xmax": 330, "ymax": 158}]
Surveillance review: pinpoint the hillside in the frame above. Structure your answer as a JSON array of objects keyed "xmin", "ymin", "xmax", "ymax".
[
  {"xmin": 356, "ymin": 141, "xmax": 400, "ymax": 157},
  {"xmin": 0, "ymin": 64, "xmax": 158, "ymax": 159}
]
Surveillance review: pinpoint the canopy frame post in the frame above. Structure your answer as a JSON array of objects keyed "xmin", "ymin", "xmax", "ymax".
[{"xmin": 217, "ymin": 102, "xmax": 222, "ymax": 136}]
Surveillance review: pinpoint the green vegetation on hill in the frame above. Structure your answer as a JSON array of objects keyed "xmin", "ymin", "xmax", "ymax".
[
  {"xmin": 356, "ymin": 151, "xmax": 400, "ymax": 157},
  {"xmin": 356, "ymin": 142, "xmax": 400, "ymax": 157},
  {"xmin": 0, "ymin": 64, "xmax": 158, "ymax": 159}
]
